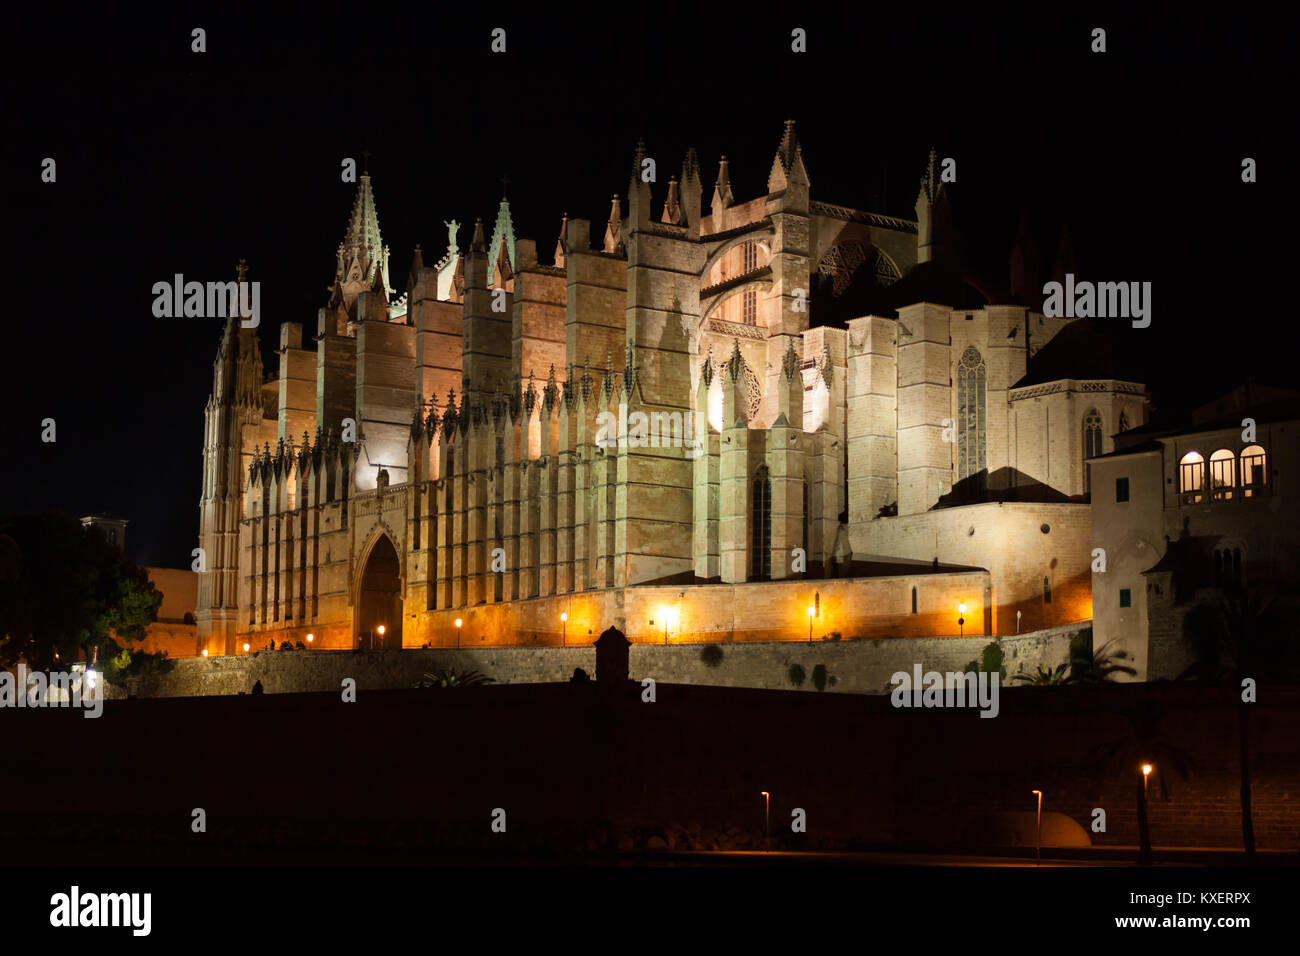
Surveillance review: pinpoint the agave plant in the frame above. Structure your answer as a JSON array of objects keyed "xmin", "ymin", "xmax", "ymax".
[
  {"xmin": 1011, "ymin": 662, "xmax": 1070, "ymax": 686},
  {"xmin": 413, "ymin": 669, "xmax": 495, "ymax": 689}
]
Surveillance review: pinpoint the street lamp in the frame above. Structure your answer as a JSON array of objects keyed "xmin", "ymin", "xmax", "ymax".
[
  {"xmin": 662, "ymin": 606, "xmax": 678, "ymax": 644},
  {"xmin": 808, "ymin": 604, "xmax": 815, "ymax": 642},
  {"xmin": 202, "ymin": 649, "xmax": 209, "ymax": 658},
  {"xmin": 560, "ymin": 611, "xmax": 568, "ymax": 646},
  {"xmin": 455, "ymin": 617, "xmax": 463, "ymax": 648},
  {"xmin": 1142, "ymin": 763, "xmax": 1153, "ymax": 794},
  {"xmin": 958, "ymin": 601, "xmax": 966, "ymax": 637},
  {"xmin": 760, "ymin": 791, "xmax": 770, "ymax": 843},
  {"xmin": 1031, "ymin": 789, "xmax": 1043, "ymax": 865},
  {"xmin": 242, "ymin": 642, "xmax": 250, "ymax": 653},
  {"xmin": 306, "ymin": 633, "xmax": 314, "ymax": 645}
]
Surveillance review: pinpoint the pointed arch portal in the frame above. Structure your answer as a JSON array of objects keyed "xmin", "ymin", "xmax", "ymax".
[{"xmin": 357, "ymin": 533, "xmax": 402, "ymax": 649}]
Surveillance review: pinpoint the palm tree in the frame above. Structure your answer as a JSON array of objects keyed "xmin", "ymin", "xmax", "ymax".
[
  {"xmin": 1180, "ymin": 589, "xmax": 1295, "ymax": 862},
  {"xmin": 1091, "ymin": 698, "xmax": 1195, "ymax": 865},
  {"xmin": 1068, "ymin": 637, "xmax": 1138, "ymax": 684}
]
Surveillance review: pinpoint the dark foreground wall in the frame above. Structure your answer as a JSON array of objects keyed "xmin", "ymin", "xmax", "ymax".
[{"xmin": 2, "ymin": 681, "xmax": 1296, "ymax": 863}]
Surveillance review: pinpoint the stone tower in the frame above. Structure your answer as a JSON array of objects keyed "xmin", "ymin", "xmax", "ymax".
[{"xmin": 197, "ymin": 260, "xmax": 265, "ymax": 654}]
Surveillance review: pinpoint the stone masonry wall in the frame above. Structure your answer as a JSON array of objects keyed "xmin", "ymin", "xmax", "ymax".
[{"xmin": 110, "ymin": 624, "xmax": 1080, "ymax": 699}]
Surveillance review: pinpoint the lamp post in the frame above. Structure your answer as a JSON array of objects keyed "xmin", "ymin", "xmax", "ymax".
[
  {"xmin": 242, "ymin": 642, "xmax": 250, "ymax": 653},
  {"xmin": 455, "ymin": 617, "xmax": 463, "ymax": 648},
  {"xmin": 958, "ymin": 602, "xmax": 966, "ymax": 637},
  {"xmin": 1142, "ymin": 763, "xmax": 1152, "ymax": 793},
  {"xmin": 1031, "ymin": 789, "xmax": 1042, "ymax": 865},
  {"xmin": 760, "ymin": 791, "xmax": 770, "ymax": 843},
  {"xmin": 376, "ymin": 624, "xmax": 386, "ymax": 649},
  {"xmin": 808, "ymin": 604, "xmax": 815, "ymax": 642},
  {"xmin": 306, "ymin": 633, "xmax": 314, "ymax": 646},
  {"xmin": 560, "ymin": 611, "xmax": 568, "ymax": 646}
]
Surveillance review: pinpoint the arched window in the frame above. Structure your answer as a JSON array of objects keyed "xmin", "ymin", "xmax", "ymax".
[
  {"xmin": 1240, "ymin": 444, "xmax": 1267, "ymax": 498},
  {"xmin": 911, "ymin": 586, "xmax": 918, "ymax": 615},
  {"xmin": 1083, "ymin": 409, "xmax": 1102, "ymax": 494},
  {"xmin": 1209, "ymin": 448, "xmax": 1235, "ymax": 500},
  {"xmin": 1179, "ymin": 451, "xmax": 1204, "ymax": 504},
  {"xmin": 741, "ymin": 240, "xmax": 757, "ymax": 272},
  {"xmin": 957, "ymin": 347, "xmax": 987, "ymax": 493},
  {"xmin": 751, "ymin": 466, "xmax": 772, "ymax": 580},
  {"xmin": 742, "ymin": 289, "xmax": 757, "ymax": 325}
]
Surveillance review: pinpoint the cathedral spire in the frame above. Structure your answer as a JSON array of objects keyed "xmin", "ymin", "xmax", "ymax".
[
  {"xmin": 331, "ymin": 172, "xmax": 394, "ymax": 306},
  {"xmin": 554, "ymin": 212, "xmax": 569, "ymax": 268},
  {"xmin": 661, "ymin": 176, "xmax": 683, "ymax": 225},
  {"xmin": 767, "ymin": 119, "xmax": 809, "ymax": 193},
  {"xmin": 603, "ymin": 194, "xmax": 623, "ymax": 254},
  {"xmin": 712, "ymin": 155, "xmax": 734, "ymax": 214},
  {"xmin": 487, "ymin": 188, "xmax": 516, "ymax": 281}
]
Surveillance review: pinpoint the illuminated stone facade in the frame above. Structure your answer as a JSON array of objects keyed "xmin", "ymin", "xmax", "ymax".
[{"xmin": 195, "ymin": 123, "xmax": 1147, "ymax": 656}]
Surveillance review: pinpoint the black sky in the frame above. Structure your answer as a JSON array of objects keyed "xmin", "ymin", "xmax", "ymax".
[{"xmin": 4, "ymin": 7, "xmax": 1285, "ymax": 567}]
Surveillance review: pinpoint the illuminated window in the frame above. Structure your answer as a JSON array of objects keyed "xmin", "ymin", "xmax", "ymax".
[
  {"xmin": 742, "ymin": 290, "xmax": 757, "ymax": 325},
  {"xmin": 1083, "ymin": 408, "xmax": 1102, "ymax": 494},
  {"xmin": 1179, "ymin": 451, "xmax": 1204, "ymax": 504},
  {"xmin": 1240, "ymin": 444, "xmax": 1267, "ymax": 497},
  {"xmin": 957, "ymin": 347, "xmax": 987, "ymax": 493},
  {"xmin": 741, "ymin": 240, "xmax": 757, "ymax": 272},
  {"xmin": 1119, "ymin": 588, "xmax": 1131, "ymax": 608},
  {"xmin": 751, "ymin": 466, "xmax": 771, "ymax": 580},
  {"xmin": 1209, "ymin": 448, "xmax": 1235, "ymax": 500},
  {"xmin": 1115, "ymin": 477, "xmax": 1129, "ymax": 502}
]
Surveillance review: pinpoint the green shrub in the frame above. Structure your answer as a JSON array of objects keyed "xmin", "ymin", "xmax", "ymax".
[{"xmin": 700, "ymin": 644, "xmax": 724, "ymax": 668}]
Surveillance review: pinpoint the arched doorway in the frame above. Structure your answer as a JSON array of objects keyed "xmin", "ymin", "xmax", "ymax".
[{"xmin": 357, "ymin": 534, "xmax": 402, "ymax": 649}]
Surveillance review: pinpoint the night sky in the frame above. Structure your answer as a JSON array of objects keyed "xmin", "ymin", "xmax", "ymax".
[{"xmin": 5, "ymin": 8, "xmax": 1282, "ymax": 568}]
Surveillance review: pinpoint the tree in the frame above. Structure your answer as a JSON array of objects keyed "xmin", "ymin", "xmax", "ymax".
[
  {"xmin": 1091, "ymin": 698, "xmax": 1194, "ymax": 865},
  {"xmin": 0, "ymin": 513, "xmax": 162, "ymax": 672},
  {"xmin": 1180, "ymin": 589, "xmax": 1296, "ymax": 862}
]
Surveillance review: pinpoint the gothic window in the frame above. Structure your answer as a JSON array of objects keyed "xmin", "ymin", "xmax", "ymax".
[
  {"xmin": 957, "ymin": 347, "xmax": 987, "ymax": 492},
  {"xmin": 741, "ymin": 240, "xmax": 757, "ymax": 272},
  {"xmin": 911, "ymin": 586, "xmax": 918, "ymax": 615},
  {"xmin": 1214, "ymin": 547, "xmax": 1244, "ymax": 592},
  {"xmin": 1240, "ymin": 444, "xmax": 1267, "ymax": 497},
  {"xmin": 801, "ymin": 477, "xmax": 809, "ymax": 554},
  {"xmin": 742, "ymin": 289, "xmax": 757, "ymax": 325},
  {"xmin": 1083, "ymin": 408, "xmax": 1102, "ymax": 494},
  {"xmin": 1179, "ymin": 451, "xmax": 1204, "ymax": 504},
  {"xmin": 1209, "ymin": 448, "xmax": 1235, "ymax": 500},
  {"xmin": 751, "ymin": 466, "xmax": 772, "ymax": 581}
]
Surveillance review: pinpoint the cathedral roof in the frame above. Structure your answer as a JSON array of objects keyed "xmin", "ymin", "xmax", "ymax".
[{"xmin": 1013, "ymin": 318, "xmax": 1140, "ymax": 388}]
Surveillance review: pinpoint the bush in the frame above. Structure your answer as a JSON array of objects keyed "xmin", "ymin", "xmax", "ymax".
[
  {"xmin": 279, "ymin": 641, "xmax": 294, "ymax": 651},
  {"xmin": 963, "ymin": 640, "xmax": 1006, "ymax": 678},
  {"xmin": 788, "ymin": 664, "xmax": 806, "ymax": 688},
  {"xmin": 822, "ymin": 631, "xmax": 843, "ymax": 642},
  {"xmin": 700, "ymin": 644, "xmax": 724, "ymax": 668}
]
